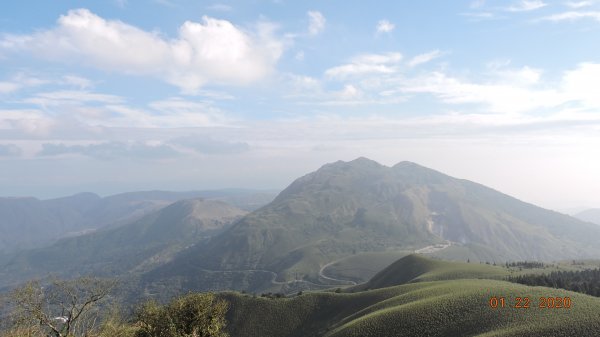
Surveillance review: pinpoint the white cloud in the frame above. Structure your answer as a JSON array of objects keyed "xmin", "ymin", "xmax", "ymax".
[
  {"xmin": 61, "ymin": 75, "xmax": 93, "ymax": 89},
  {"xmin": 335, "ymin": 84, "xmax": 362, "ymax": 100},
  {"xmin": 147, "ymin": 97, "xmax": 233, "ymax": 125},
  {"xmin": 325, "ymin": 52, "xmax": 402, "ymax": 79},
  {"xmin": 0, "ymin": 108, "xmax": 56, "ymax": 136},
  {"xmin": 470, "ymin": 0, "xmax": 486, "ymax": 8},
  {"xmin": 563, "ymin": 62, "xmax": 600, "ymax": 107},
  {"xmin": 207, "ymin": 3, "xmax": 233, "ymax": 11},
  {"xmin": 397, "ymin": 63, "xmax": 600, "ymax": 114},
  {"xmin": 398, "ymin": 69, "xmax": 566, "ymax": 114},
  {"xmin": 488, "ymin": 64, "xmax": 543, "ymax": 85},
  {"xmin": 376, "ymin": 20, "xmax": 395, "ymax": 34},
  {"xmin": 565, "ymin": 1, "xmax": 594, "ymax": 8},
  {"xmin": 0, "ymin": 73, "xmax": 47, "ymax": 94},
  {"xmin": 21, "ymin": 90, "xmax": 123, "ymax": 107},
  {"xmin": 507, "ymin": 0, "xmax": 548, "ymax": 11},
  {"xmin": 307, "ymin": 11, "xmax": 326, "ymax": 35},
  {"xmin": 105, "ymin": 99, "xmax": 232, "ymax": 128},
  {"xmin": 540, "ymin": 10, "xmax": 600, "ymax": 21},
  {"xmin": 461, "ymin": 12, "xmax": 495, "ymax": 19},
  {"xmin": 283, "ymin": 73, "xmax": 322, "ymax": 98},
  {"xmin": 0, "ymin": 82, "xmax": 20, "ymax": 94},
  {"xmin": 408, "ymin": 50, "xmax": 442, "ymax": 67},
  {"xmin": 0, "ymin": 9, "xmax": 284, "ymax": 93},
  {"xmin": 38, "ymin": 141, "xmax": 180, "ymax": 160}
]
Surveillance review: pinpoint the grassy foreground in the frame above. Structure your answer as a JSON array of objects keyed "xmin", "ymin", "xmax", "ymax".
[
  {"xmin": 4, "ymin": 255, "xmax": 598, "ymax": 337},
  {"xmin": 221, "ymin": 255, "xmax": 600, "ymax": 337}
]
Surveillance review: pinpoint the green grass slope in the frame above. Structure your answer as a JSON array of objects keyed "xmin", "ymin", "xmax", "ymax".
[
  {"xmin": 357, "ymin": 254, "xmax": 509, "ymax": 290},
  {"xmin": 222, "ymin": 255, "xmax": 600, "ymax": 337},
  {"xmin": 222, "ymin": 280, "xmax": 600, "ymax": 337}
]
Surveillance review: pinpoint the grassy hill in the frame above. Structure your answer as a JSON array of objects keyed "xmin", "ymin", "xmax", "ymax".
[
  {"xmin": 353, "ymin": 254, "xmax": 508, "ymax": 290},
  {"xmin": 221, "ymin": 255, "xmax": 600, "ymax": 337},
  {"xmin": 147, "ymin": 158, "xmax": 600, "ymax": 293}
]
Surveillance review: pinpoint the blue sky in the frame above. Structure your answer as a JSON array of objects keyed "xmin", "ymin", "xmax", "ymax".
[{"xmin": 1, "ymin": 0, "xmax": 600, "ymax": 210}]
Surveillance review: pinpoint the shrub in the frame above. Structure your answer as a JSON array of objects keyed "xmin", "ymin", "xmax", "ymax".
[{"xmin": 135, "ymin": 293, "xmax": 229, "ymax": 337}]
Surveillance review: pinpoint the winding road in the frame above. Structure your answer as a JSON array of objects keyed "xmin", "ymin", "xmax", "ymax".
[
  {"xmin": 318, "ymin": 260, "xmax": 358, "ymax": 286},
  {"xmin": 414, "ymin": 240, "xmax": 452, "ymax": 254}
]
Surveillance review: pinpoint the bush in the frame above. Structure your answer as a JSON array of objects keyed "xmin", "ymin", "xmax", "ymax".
[{"xmin": 135, "ymin": 293, "xmax": 229, "ymax": 337}]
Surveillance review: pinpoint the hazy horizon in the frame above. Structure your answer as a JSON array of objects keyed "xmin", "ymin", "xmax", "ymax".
[
  {"xmin": 1, "ymin": 157, "xmax": 597, "ymax": 214},
  {"xmin": 2, "ymin": 1, "xmax": 600, "ymax": 211}
]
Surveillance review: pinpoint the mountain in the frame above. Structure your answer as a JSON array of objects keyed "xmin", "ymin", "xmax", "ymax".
[
  {"xmin": 145, "ymin": 158, "xmax": 600, "ymax": 293},
  {"xmin": 0, "ymin": 193, "xmax": 102, "ymax": 253},
  {"xmin": 221, "ymin": 255, "xmax": 600, "ymax": 337},
  {"xmin": 0, "ymin": 199, "xmax": 247, "ymax": 288},
  {"xmin": 0, "ymin": 189, "xmax": 276, "ymax": 254},
  {"xmin": 574, "ymin": 208, "xmax": 600, "ymax": 225}
]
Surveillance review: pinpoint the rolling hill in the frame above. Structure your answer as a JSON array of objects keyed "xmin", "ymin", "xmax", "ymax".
[
  {"xmin": 0, "ymin": 198, "xmax": 247, "ymax": 288},
  {"xmin": 574, "ymin": 208, "xmax": 600, "ymax": 226},
  {"xmin": 221, "ymin": 255, "xmax": 600, "ymax": 337},
  {"xmin": 0, "ymin": 189, "xmax": 276, "ymax": 254},
  {"xmin": 146, "ymin": 158, "xmax": 600, "ymax": 293}
]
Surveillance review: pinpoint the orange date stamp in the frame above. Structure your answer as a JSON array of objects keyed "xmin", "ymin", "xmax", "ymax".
[{"xmin": 489, "ymin": 296, "xmax": 572, "ymax": 309}]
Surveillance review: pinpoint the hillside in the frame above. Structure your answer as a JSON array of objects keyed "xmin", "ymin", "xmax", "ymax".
[
  {"xmin": 222, "ymin": 255, "xmax": 600, "ymax": 337},
  {"xmin": 0, "ymin": 193, "xmax": 102, "ymax": 253},
  {"xmin": 0, "ymin": 189, "xmax": 276, "ymax": 254},
  {"xmin": 574, "ymin": 208, "xmax": 600, "ymax": 225},
  {"xmin": 146, "ymin": 158, "xmax": 600, "ymax": 293},
  {"xmin": 0, "ymin": 199, "xmax": 247, "ymax": 288},
  {"xmin": 354, "ymin": 254, "xmax": 508, "ymax": 291}
]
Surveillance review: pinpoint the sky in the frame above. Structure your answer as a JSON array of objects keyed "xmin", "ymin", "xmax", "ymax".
[{"xmin": 1, "ymin": 0, "xmax": 599, "ymax": 211}]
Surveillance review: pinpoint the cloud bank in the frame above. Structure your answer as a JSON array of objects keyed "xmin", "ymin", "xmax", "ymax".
[{"xmin": 0, "ymin": 9, "xmax": 284, "ymax": 93}]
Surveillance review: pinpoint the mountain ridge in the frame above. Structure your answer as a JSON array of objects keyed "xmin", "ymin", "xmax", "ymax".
[
  {"xmin": 143, "ymin": 158, "xmax": 600, "ymax": 294},
  {"xmin": 574, "ymin": 208, "xmax": 600, "ymax": 225},
  {"xmin": 0, "ymin": 198, "xmax": 248, "ymax": 288},
  {"xmin": 0, "ymin": 189, "xmax": 277, "ymax": 254}
]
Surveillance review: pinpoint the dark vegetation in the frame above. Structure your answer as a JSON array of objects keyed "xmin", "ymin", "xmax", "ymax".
[
  {"xmin": 135, "ymin": 293, "xmax": 229, "ymax": 337},
  {"xmin": 508, "ymin": 268, "xmax": 600, "ymax": 297},
  {"xmin": 505, "ymin": 261, "xmax": 546, "ymax": 269}
]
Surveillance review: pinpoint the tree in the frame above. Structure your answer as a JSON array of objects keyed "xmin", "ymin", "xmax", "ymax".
[
  {"xmin": 7, "ymin": 277, "xmax": 115, "ymax": 337},
  {"xmin": 135, "ymin": 293, "xmax": 229, "ymax": 337}
]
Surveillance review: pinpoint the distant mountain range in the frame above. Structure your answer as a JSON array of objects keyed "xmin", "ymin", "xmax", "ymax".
[
  {"xmin": 0, "ymin": 189, "xmax": 277, "ymax": 254},
  {"xmin": 0, "ymin": 198, "xmax": 247, "ymax": 288},
  {"xmin": 574, "ymin": 208, "xmax": 600, "ymax": 226},
  {"xmin": 3, "ymin": 158, "xmax": 600, "ymax": 297}
]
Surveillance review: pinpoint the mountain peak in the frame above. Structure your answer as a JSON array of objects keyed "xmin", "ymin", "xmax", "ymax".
[
  {"xmin": 348, "ymin": 157, "xmax": 384, "ymax": 166},
  {"xmin": 322, "ymin": 157, "xmax": 384, "ymax": 170},
  {"xmin": 392, "ymin": 160, "xmax": 419, "ymax": 168}
]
